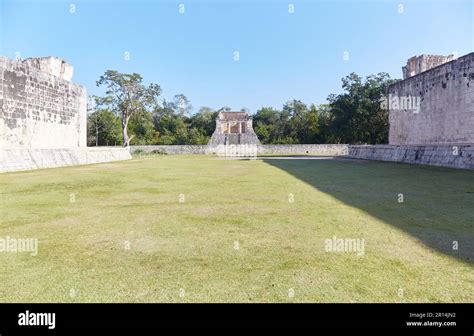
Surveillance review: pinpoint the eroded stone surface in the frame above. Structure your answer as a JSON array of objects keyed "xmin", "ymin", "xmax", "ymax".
[
  {"xmin": 208, "ymin": 111, "xmax": 261, "ymax": 147},
  {"xmin": 348, "ymin": 144, "xmax": 474, "ymax": 169},
  {"xmin": 0, "ymin": 147, "xmax": 132, "ymax": 173},
  {"xmin": 389, "ymin": 53, "xmax": 474, "ymax": 145},
  {"xmin": 0, "ymin": 56, "xmax": 86, "ymax": 148},
  {"xmin": 402, "ymin": 54, "xmax": 456, "ymax": 79},
  {"xmin": 130, "ymin": 144, "xmax": 348, "ymax": 156}
]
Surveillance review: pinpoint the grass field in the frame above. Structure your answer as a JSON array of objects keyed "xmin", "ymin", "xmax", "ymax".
[{"xmin": 0, "ymin": 155, "xmax": 472, "ymax": 302}]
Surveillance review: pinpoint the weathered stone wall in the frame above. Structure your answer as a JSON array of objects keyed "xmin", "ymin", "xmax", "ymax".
[
  {"xmin": 402, "ymin": 54, "xmax": 455, "ymax": 79},
  {"xmin": 130, "ymin": 144, "xmax": 348, "ymax": 156},
  {"xmin": 130, "ymin": 144, "xmax": 473, "ymax": 169},
  {"xmin": 132, "ymin": 145, "xmax": 208, "ymax": 155},
  {"xmin": 0, "ymin": 56, "xmax": 133, "ymax": 173},
  {"xmin": 389, "ymin": 52, "xmax": 474, "ymax": 145},
  {"xmin": 0, "ymin": 147, "xmax": 131, "ymax": 173},
  {"xmin": 258, "ymin": 144, "xmax": 348, "ymax": 155},
  {"xmin": 0, "ymin": 56, "xmax": 86, "ymax": 148},
  {"xmin": 348, "ymin": 145, "xmax": 474, "ymax": 169}
]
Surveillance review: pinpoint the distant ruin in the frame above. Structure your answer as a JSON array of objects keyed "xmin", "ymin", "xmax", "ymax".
[{"xmin": 208, "ymin": 110, "xmax": 261, "ymax": 146}]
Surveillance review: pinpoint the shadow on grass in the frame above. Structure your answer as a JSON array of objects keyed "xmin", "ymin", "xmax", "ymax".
[{"xmin": 262, "ymin": 157, "xmax": 474, "ymax": 264}]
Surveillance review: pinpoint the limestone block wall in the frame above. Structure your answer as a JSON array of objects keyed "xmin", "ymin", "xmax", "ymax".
[
  {"xmin": 130, "ymin": 144, "xmax": 349, "ymax": 156},
  {"xmin": 132, "ymin": 145, "xmax": 209, "ymax": 155},
  {"xmin": 402, "ymin": 54, "xmax": 455, "ymax": 79},
  {"xmin": 0, "ymin": 147, "xmax": 132, "ymax": 173},
  {"xmin": 257, "ymin": 144, "xmax": 348, "ymax": 155},
  {"xmin": 389, "ymin": 52, "xmax": 474, "ymax": 145},
  {"xmin": 348, "ymin": 145, "xmax": 474, "ymax": 169},
  {"xmin": 0, "ymin": 56, "xmax": 86, "ymax": 148}
]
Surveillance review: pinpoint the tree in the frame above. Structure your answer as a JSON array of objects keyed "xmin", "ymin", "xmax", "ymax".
[
  {"xmin": 326, "ymin": 72, "xmax": 398, "ymax": 144},
  {"xmin": 173, "ymin": 94, "xmax": 193, "ymax": 116},
  {"xmin": 253, "ymin": 107, "xmax": 281, "ymax": 144},
  {"xmin": 315, "ymin": 104, "xmax": 334, "ymax": 143},
  {"xmin": 128, "ymin": 109, "xmax": 159, "ymax": 145},
  {"xmin": 189, "ymin": 107, "xmax": 217, "ymax": 137},
  {"xmin": 96, "ymin": 70, "xmax": 161, "ymax": 147},
  {"xmin": 87, "ymin": 109, "xmax": 122, "ymax": 146},
  {"xmin": 282, "ymin": 100, "xmax": 320, "ymax": 143}
]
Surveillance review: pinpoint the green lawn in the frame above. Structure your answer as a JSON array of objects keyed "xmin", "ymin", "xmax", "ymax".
[{"xmin": 0, "ymin": 155, "xmax": 472, "ymax": 302}]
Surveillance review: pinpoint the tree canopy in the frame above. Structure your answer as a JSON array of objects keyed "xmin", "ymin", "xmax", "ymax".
[{"xmin": 88, "ymin": 71, "xmax": 398, "ymax": 146}]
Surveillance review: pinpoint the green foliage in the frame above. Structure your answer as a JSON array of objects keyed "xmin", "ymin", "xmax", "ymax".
[
  {"xmin": 326, "ymin": 72, "xmax": 398, "ymax": 144},
  {"xmin": 87, "ymin": 108, "xmax": 122, "ymax": 146},
  {"xmin": 91, "ymin": 70, "xmax": 398, "ymax": 146},
  {"xmin": 151, "ymin": 104, "xmax": 216, "ymax": 145},
  {"xmin": 253, "ymin": 73, "xmax": 397, "ymax": 144},
  {"xmin": 128, "ymin": 109, "xmax": 159, "ymax": 145},
  {"xmin": 253, "ymin": 101, "xmax": 320, "ymax": 144},
  {"xmin": 96, "ymin": 70, "xmax": 162, "ymax": 146}
]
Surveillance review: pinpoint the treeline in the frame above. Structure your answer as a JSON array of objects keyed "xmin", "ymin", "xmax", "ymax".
[
  {"xmin": 87, "ymin": 71, "xmax": 398, "ymax": 146},
  {"xmin": 88, "ymin": 102, "xmax": 217, "ymax": 146}
]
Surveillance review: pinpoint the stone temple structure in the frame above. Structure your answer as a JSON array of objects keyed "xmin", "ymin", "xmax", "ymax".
[
  {"xmin": 0, "ymin": 56, "xmax": 131, "ymax": 172},
  {"xmin": 208, "ymin": 110, "xmax": 261, "ymax": 146}
]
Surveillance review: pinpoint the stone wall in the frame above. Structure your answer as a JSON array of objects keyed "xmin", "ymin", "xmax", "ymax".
[
  {"xmin": 130, "ymin": 144, "xmax": 348, "ymax": 156},
  {"xmin": 258, "ymin": 144, "xmax": 348, "ymax": 155},
  {"xmin": 0, "ymin": 56, "xmax": 86, "ymax": 148},
  {"xmin": 132, "ymin": 145, "xmax": 208, "ymax": 155},
  {"xmin": 389, "ymin": 52, "xmax": 474, "ymax": 145},
  {"xmin": 0, "ymin": 56, "xmax": 134, "ymax": 173},
  {"xmin": 348, "ymin": 145, "xmax": 474, "ymax": 169},
  {"xmin": 130, "ymin": 144, "xmax": 473, "ymax": 169},
  {"xmin": 402, "ymin": 54, "xmax": 455, "ymax": 79},
  {"xmin": 0, "ymin": 147, "xmax": 132, "ymax": 173}
]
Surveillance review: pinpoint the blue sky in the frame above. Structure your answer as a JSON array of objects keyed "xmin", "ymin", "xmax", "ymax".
[{"xmin": 1, "ymin": 0, "xmax": 472, "ymax": 113}]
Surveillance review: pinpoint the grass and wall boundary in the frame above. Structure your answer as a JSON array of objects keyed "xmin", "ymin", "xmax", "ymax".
[
  {"xmin": 130, "ymin": 144, "xmax": 474, "ymax": 170},
  {"xmin": 130, "ymin": 144, "xmax": 349, "ymax": 156}
]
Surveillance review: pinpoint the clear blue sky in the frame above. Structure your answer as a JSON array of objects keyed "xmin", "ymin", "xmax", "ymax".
[{"xmin": 1, "ymin": 0, "xmax": 472, "ymax": 114}]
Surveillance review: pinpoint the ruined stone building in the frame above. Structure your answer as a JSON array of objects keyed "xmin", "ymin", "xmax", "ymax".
[
  {"xmin": 0, "ymin": 56, "xmax": 130, "ymax": 172},
  {"xmin": 402, "ymin": 54, "xmax": 456, "ymax": 79},
  {"xmin": 0, "ymin": 56, "xmax": 87, "ymax": 148},
  {"xmin": 208, "ymin": 110, "xmax": 261, "ymax": 146},
  {"xmin": 389, "ymin": 52, "xmax": 474, "ymax": 145}
]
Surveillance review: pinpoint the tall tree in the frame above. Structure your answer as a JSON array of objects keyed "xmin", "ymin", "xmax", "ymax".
[
  {"xmin": 173, "ymin": 94, "xmax": 193, "ymax": 116},
  {"xmin": 96, "ymin": 70, "xmax": 161, "ymax": 146}
]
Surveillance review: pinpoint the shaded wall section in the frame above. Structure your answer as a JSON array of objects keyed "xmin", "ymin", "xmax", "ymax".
[{"xmin": 349, "ymin": 145, "xmax": 474, "ymax": 170}]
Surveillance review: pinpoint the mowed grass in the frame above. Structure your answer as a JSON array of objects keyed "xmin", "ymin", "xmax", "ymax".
[{"xmin": 0, "ymin": 155, "xmax": 472, "ymax": 303}]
